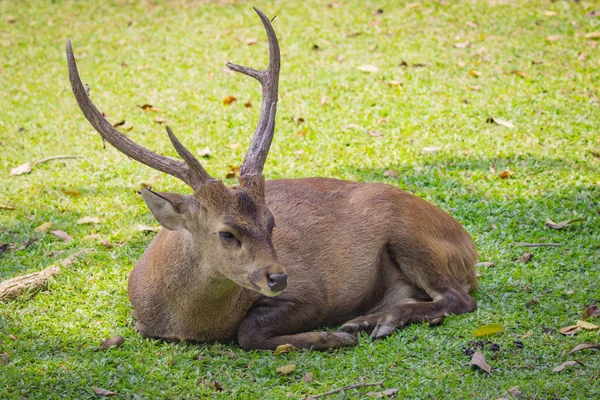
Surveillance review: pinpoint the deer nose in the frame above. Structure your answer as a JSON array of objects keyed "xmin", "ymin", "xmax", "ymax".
[{"xmin": 267, "ymin": 273, "xmax": 287, "ymax": 292}]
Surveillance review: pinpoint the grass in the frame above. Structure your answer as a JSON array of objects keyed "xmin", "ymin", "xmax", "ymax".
[{"xmin": 1, "ymin": 0, "xmax": 599, "ymax": 398}]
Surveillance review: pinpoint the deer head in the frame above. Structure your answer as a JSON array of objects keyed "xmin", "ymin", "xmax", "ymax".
[{"xmin": 66, "ymin": 8, "xmax": 287, "ymax": 297}]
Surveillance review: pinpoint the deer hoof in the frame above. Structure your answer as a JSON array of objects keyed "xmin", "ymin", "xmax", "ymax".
[
  {"xmin": 337, "ymin": 323, "xmax": 359, "ymax": 334},
  {"xmin": 336, "ymin": 332, "xmax": 359, "ymax": 346}
]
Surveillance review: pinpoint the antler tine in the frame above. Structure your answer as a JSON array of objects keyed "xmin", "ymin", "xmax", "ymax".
[
  {"xmin": 226, "ymin": 7, "xmax": 281, "ymax": 177},
  {"xmin": 66, "ymin": 39, "xmax": 213, "ymax": 190}
]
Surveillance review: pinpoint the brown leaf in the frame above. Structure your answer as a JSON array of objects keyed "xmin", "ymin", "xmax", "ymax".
[
  {"xmin": 303, "ymin": 372, "xmax": 313, "ymax": 383},
  {"xmin": 412, "ymin": 63, "xmax": 429, "ymax": 68},
  {"xmin": 77, "ymin": 216, "xmax": 101, "ymax": 225},
  {"xmin": 96, "ymin": 335, "xmax": 125, "ymax": 351},
  {"xmin": 499, "ymin": 169, "xmax": 514, "ymax": 179},
  {"xmin": 18, "ymin": 236, "xmax": 38, "ymax": 250},
  {"xmin": 112, "ymin": 119, "xmax": 125, "ymax": 128},
  {"xmin": 552, "ymin": 361, "xmax": 578, "ymax": 373},
  {"xmin": 377, "ymin": 117, "xmax": 390, "ymax": 125},
  {"xmin": 276, "ymin": 364, "xmax": 296, "ymax": 376},
  {"xmin": 387, "ymin": 80, "xmax": 402, "ymax": 87},
  {"xmin": 91, "ymin": 387, "xmax": 117, "ymax": 397},
  {"xmin": 137, "ymin": 225, "xmax": 159, "ymax": 233},
  {"xmin": 559, "ymin": 325, "xmax": 581, "ymax": 336},
  {"xmin": 518, "ymin": 253, "xmax": 533, "ymax": 263},
  {"xmin": 546, "ymin": 35, "xmax": 561, "ymax": 41},
  {"xmin": 545, "ymin": 218, "xmax": 583, "ymax": 230},
  {"xmin": 62, "ymin": 189, "xmax": 82, "ymax": 197},
  {"xmin": 383, "ymin": 388, "xmax": 400, "ymax": 396},
  {"xmin": 466, "ymin": 21, "xmax": 478, "ymax": 28},
  {"xmin": 244, "ymin": 101, "xmax": 252, "ymax": 108},
  {"xmin": 584, "ymin": 32, "xmax": 600, "ymax": 40},
  {"xmin": 10, "ymin": 162, "xmax": 33, "ymax": 176},
  {"xmin": 512, "ymin": 70, "xmax": 532, "ymax": 79},
  {"xmin": 34, "ymin": 222, "xmax": 52, "ymax": 232},
  {"xmin": 214, "ymin": 381, "xmax": 224, "ymax": 391},
  {"xmin": 225, "ymin": 165, "xmax": 240, "ymax": 179},
  {"xmin": 1, "ymin": 353, "xmax": 9, "ymax": 365},
  {"xmin": 274, "ymin": 344, "xmax": 295, "ymax": 356},
  {"xmin": 226, "ymin": 143, "xmax": 241, "ymax": 150},
  {"xmin": 197, "ymin": 147, "xmax": 211, "ymax": 157},
  {"xmin": 154, "ymin": 116, "xmax": 167, "ymax": 124},
  {"xmin": 223, "ymin": 95, "xmax": 237, "ymax": 105},
  {"xmin": 246, "ymin": 38, "xmax": 257, "ymax": 45},
  {"xmin": 487, "ymin": 117, "xmax": 515, "ymax": 128},
  {"xmin": 368, "ymin": 130, "xmax": 383, "ymax": 137},
  {"xmin": 0, "ymin": 204, "xmax": 16, "ymax": 210},
  {"xmin": 469, "ymin": 69, "xmax": 480, "ymax": 78},
  {"xmin": 582, "ymin": 304, "xmax": 600, "ymax": 320},
  {"xmin": 5, "ymin": 16, "xmax": 17, "ymax": 23},
  {"xmin": 521, "ymin": 330, "xmax": 534, "ymax": 338},
  {"xmin": 475, "ymin": 262, "xmax": 496, "ymax": 268},
  {"xmin": 296, "ymin": 129, "xmax": 309, "ymax": 138},
  {"xmin": 8, "ymin": 334, "xmax": 16, "ymax": 340},
  {"xmin": 383, "ymin": 169, "xmax": 398, "ymax": 178},
  {"xmin": 347, "ymin": 31, "xmax": 363, "ymax": 38},
  {"xmin": 356, "ymin": 65, "xmax": 380, "ymax": 73},
  {"xmin": 100, "ymin": 239, "xmax": 114, "ymax": 248},
  {"xmin": 137, "ymin": 104, "xmax": 161, "ymax": 112},
  {"xmin": 469, "ymin": 351, "xmax": 491, "ymax": 374},
  {"xmin": 454, "ymin": 41, "xmax": 470, "ymax": 49},
  {"xmin": 576, "ymin": 320, "xmax": 599, "ymax": 330},
  {"xmin": 566, "ymin": 342, "xmax": 600, "ymax": 355},
  {"xmin": 51, "ymin": 230, "xmax": 73, "ymax": 242}
]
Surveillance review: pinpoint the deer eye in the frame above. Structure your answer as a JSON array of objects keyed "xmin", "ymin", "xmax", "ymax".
[{"xmin": 219, "ymin": 231, "xmax": 235, "ymax": 240}]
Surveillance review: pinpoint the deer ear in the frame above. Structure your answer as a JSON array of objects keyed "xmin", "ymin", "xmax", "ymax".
[{"xmin": 141, "ymin": 189, "xmax": 188, "ymax": 231}]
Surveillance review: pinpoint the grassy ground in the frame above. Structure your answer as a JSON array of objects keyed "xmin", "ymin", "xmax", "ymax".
[{"xmin": 1, "ymin": 0, "xmax": 599, "ymax": 398}]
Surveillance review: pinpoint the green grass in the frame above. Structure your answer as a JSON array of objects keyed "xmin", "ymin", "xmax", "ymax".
[{"xmin": 1, "ymin": 0, "xmax": 599, "ymax": 398}]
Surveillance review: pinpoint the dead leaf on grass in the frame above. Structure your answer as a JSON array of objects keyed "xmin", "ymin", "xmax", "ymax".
[
  {"xmin": 137, "ymin": 104, "xmax": 161, "ymax": 112},
  {"xmin": 244, "ymin": 101, "xmax": 252, "ymax": 108},
  {"xmin": 387, "ymin": 80, "xmax": 402, "ymax": 87},
  {"xmin": 214, "ymin": 381, "xmax": 224, "ymax": 391},
  {"xmin": 295, "ymin": 129, "xmax": 309, "ymax": 138},
  {"xmin": 559, "ymin": 325, "xmax": 581, "ymax": 336},
  {"xmin": 585, "ymin": 11, "xmax": 600, "ymax": 18},
  {"xmin": 487, "ymin": 117, "xmax": 515, "ymax": 128},
  {"xmin": 576, "ymin": 320, "xmax": 599, "ymax": 330},
  {"xmin": 18, "ymin": 236, "xmax": 38, "ymax": 250},
  {"xmin": 469, "ymin": 69, "xmax": 480, "ymax": 78},
  {"xmin": 582, "ymin": 304, "xmax": 599, "ymax": 320},
  {"xmin": 274, "ymin": 344, "xmax": 295, "ymax": 356},
  {"xmin": 473, "ymin": 323, "xmax": 505, "ymax": 337},
  {"xmin": 499, "ymin": 169, "xmax": 514, "ymax": 179},
  {"xmin": 383, "ymin": 170, "xmax": 398, "ymax": 178},
  {"xmin": 544, "ymin": 11, "xmax": 558, "ymax": 17},
  {"xmin": 51, "ymin": 230, "xmax": 73, "ymax": 242},
  {"xmin": 246, "ymin": 38, "xmax": 257, "ymax": 45},
  {"xmin": 454, "ymin": 41, "xmax": 470, "ymax": 49},
  {"xmin": 96, "ymin": 335, "xmax": 125, "ymax": 351},
  {"xmin": 303, "ymin": 372, "xmax": 313, "ymax": 383},
  {"xmin": 62, "ymin": 189, "xmax": 81, "ymax": 197},
  {"xmin": 226, "ymin": 143, "xmax": 241, "ymax": 150},
  {"xmin": 91, "ymin": 387, "xmax": 117, "ymax": 397},
  {"xmin": 77, "ymin": 216, "xmax": 101, "ymax": 225},
  {"xmin": 0, "ymin": 204, "xmax": 16, "ymax": 210},
  {"xmin": 225, "ymin": 165, "xmax": 240, "ymax": 179},
  {"xmin": 466, "ymin": 21, "xmax": 478, "ymax": 28},
  {"xmin": 223, "ymin": 96, "xmax": 237, "ymax": 105},
  {"xmin": 356, "ymin": 65, "xmax": 380, "ymax": 73},
  {"xmin": 112, "ymin": 119, "xmax": 125, "ymax": 127},
  {"xmin": 546, "ymin": 35, "xmax": 561, "ymax": 41},
  {"xmin": 34, "ymin": 222, "xmax": 52, "ymax": 232},
  {"xmin": 469, "ymin": 351, "xmax": 491, "ymax": 374},
  {"xmin": 566, "ymin": 342, "xmax": 600, "ymax": 355},
  {"xmin": 422, "ymin": 147, "xmax": 442, "ymax": 154},
  {"xmin": 584, "ymin": 32, "xmax": 600, "ymax": 40},
  {"xmin": 475, "ymin": 262, "xmax": 496, "ymax": 268},
  {"xmin": 6, "ymin": 16, "xmax": 17, "ymax": 23},
  {"xmin": 521, "ymin": 330, "xmax": 534, "ymax": 338},
  {"xmin": 552, "ymin": 361, "xmax": 578, "ymax": 373},
  {"xmin": 517, "ymin": 253, "xmax": 533, "ymax": 263},
  {"xmin": 10, "ymin": 163, "xmax": 32, "ymax": 176},
  {"xmin": 545, "ymin": 218, "xmax": 583, "ymax": 230},
  {"xmin": 512, "ymin": 70, "xmax": 532, "ymax": 79},
  {"xmin": 154, "ymin": 116, "xmax": 167, "ymax": 124},
  {"xmin": 1, "ymin": 353, "xmax": 9, "ymax": 365},
  {"xmin": 276, "ymin": 364, "xmax": 296, "ymax": 375},
  {"xmin": 368, "ymin": 130, "xmax": 383, "ymax": 137}
]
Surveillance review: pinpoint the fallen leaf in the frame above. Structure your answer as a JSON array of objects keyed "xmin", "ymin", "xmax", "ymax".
[
  {"xmin": 51, "ymin": 230, "xmax": 73, "ymax": 242},
  {"xmin": 412, "ymin": 63, "xmax": 429, "ymax": 68},
  {"xmin": 545, "ymin": 218, "xmax": 583, "ymax": 230},
  {"xmin": 34, "ymin": 222, "xmax": 52, "ymax": 232},
  {"xmin": 578, "ymin": 52, "xmax": 588, "ymax": 61},
  {"xmin": 244, "ymin": 101, "xmax": 252, "ymax": 108},
  {"xmin": 347, "ymin": 31, "xmax": 363, "ymax": 38},
  {"xmin": 274, "ymin": 344, "xmax": 295, "ymax": 356},
  {"xmin": 566, "ymin": 342, "xmax": 600, "ymax": 355},
  {"xmin": 512, "ymin": 70, "xmax": 532, "ymax": 79},
  {"xmin": 296, "ymin": 117, "xmax": 305, "ymax": 124},
  {"xmin": 96, "ymin": 335, "xmax": 125, "ymax": 351},
  {"xmin": 8, "ymin": 334, "xmax": 16, "ymax": 340},
  {"xmin": 377, "ymin": 117, "xmax": 390, "ymax": 125},
  {"xmin": 559, "ymin": 325, "xmax": 581, "ymax": 336},
  {"xmin": 50, "ymin": 250, "xmax": 66, "ymax": 258},
  {"xmin": 276, "ymin": 364, "xmax": 296, "ymax": 376},
  {"xmin": 532, "ymin": 60, "xmax": 543, "ymax": 65},
  {"xmin": 303, "ymin": 372, "xmax": 313, "ymax": 383},
  {"xmin": 77, "ymin": 216, "xmax": 101, "ymax": 225},
  {"xmin": 0, "ymin": 204, "xmax": 16, "ymax": 210},
  {"xmin": 225, "ymin": 165, "xmax": 240, "ymax": 179},
  {"xmin": 387, "ymin": 80, "xmax": 402, "ymax": 87},
  {"xmin": 368, "ymin": 130, "xmax": 383, "ymax": 137},
  {"xmin": 544, "ymin": 11, "xmax": 558, "ymax": 17},
  {"xmin": 356, "ymin": 65, "xmax": 380, "ymax": 73},
  {"xmin": 585, "ymin": 11, "xmax": 600, "ymax": 18},
  {"xmin": 454, "ymin": 41, "xmax": 470, "ymax": 48},
  {"xmin": 383, "ymin": 170, "xmax": 398, "ymax": 178},
  {"xmin": 197, "ymin": 147, "xmax": 211, "ymax": 157},
  {"xmin": 137, "ymin": 104, "xmax": 161, "ymax": 112},
  {"xmin": 584, "ymin": 32, "xmax": 600, "ymax": 40},
  {"xmin": 5, "ymin": 16, "xmax": 17, "ymax": 23},
  {"xmin": 320, "ymin": 95, "xmax": 327, "ymax": 106},
  {"xmin": 18, "ymin": 236, "xmax": 38, "ymax": 250},
  {"xmin": 343, "ymin": 123, "xmax": 361, "ymax": 130},
  {"xmin": 112, "ymin": 119, "xmax": 125, "ymax": 127},
  {"xmin": 576, "ymin": 320, "xmax": 599, "ymax": 330},
  {"xmin": 366, "ymin": 392, "xmax": 383, "ymax": 398},
  {"xmin": 552, "ymin": 361, "xmax": 577, "ymax": 373},
  {"xmin": 226, "ymin": 143, "xmax": 241, "ymax": 150},
  {"xmin": 214, "ymin": 381, "xmax": 224, "ymax": 391},
  {"xmin": 469, "ymin": 351, "xmax": 491, "ymax": 374},
  {"xmin": 469, "ymin": 69, "xmax": 480, "ymax": 78},
  {"xmin": 470, "ymin": 86, "xmax": 481, "ymax": 91},
  {"xmin": 154, "ymin": 117, "xmax": 167, "ymax": 124},
  {"xmin": 422, "ymin": 147, "xmax": 442, "ymax": 154},
  {"xmin": 100, "ymin": 239, "xmax": 113, "ymax": 248},
  {"xmin": 473, "ymin": 323, "xmax": 505, "ymax": 337},
  {"xmin": 383, "ymin": 388, "xmax": 400, "ymax": 396},
  {"xmin": 84, "ymin": 234, "xmax": 101, "ymax": 241},
  {"xmin": 582, "ymin": 304, "xmax": 599, "ymax": 320},
  {"xmin": 1, "ymin": 353, "xmax": 9, "ymax": 365},
  {"xmin": 91, "ymin": 387, "xmax": 117, "ymax": 397},
  {"xmin": 521, "ymin": 330, "xmax": 534, "ymax": 338},
  {"xmin": 10, "ymin": 163, "xmax": 32, "ymax": 176},
  {"xmin": 518, "ymin": 253, "xmax": 533, "ymax": 263},
  {"xmin": 546, "ymin": 35, "xmax": 561, "ymax": 41},
  {"xmin": 137, "ymin": 225, "xmax": 159, "ymax": 233},
  {"xmin": 475, "ymin": 262, "xmax": 496, "ymax": 268},
  {"xmin": 223, "ymin": 95, "xmax": 237, "ymax": 105},
  {"xmin": 487, "ymin": 117, "xmax": 515, "ymax": 128},
  {"xmin": 499, "ymin": 169, "xmax": 514, "ymax": 179},
  {"xmin": 62, "ymin": 189, "xmax": 81, "ymax": 197},
  {"xmin": 246, "ymin": 38, "xmax": 257, "ymax": 45},
  {"xmin": 466, "ymin": 21, "xmax": 478, "ymax": 28}
]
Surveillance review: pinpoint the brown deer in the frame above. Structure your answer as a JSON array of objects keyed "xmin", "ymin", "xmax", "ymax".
[{"xmin": 66, "ymin": 8, "xmax": 478, "ymax": 351}]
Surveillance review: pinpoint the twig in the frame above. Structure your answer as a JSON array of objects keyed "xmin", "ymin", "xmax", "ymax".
[
  {"xmin": 302, "ymin": 380, "xmax": 384, "ymax": 400},
  {"xmin": 514, "ymin": 243, "xmax": 563, "ymax": 248},
  {"xmin": 34, "ymin": 155, "xmax": 82, "ymax": 166}
]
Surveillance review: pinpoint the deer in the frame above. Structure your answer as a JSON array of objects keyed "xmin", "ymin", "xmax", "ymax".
[{"xmin": 66, "ymin": 8, "xmax": 478, "ymax": 351}]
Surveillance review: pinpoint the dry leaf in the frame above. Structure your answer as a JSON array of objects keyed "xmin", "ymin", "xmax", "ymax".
[
  {"xmin": 214, "ymin": 381, "xmax": 224, "ymax": 391},
  {"xmin": 377, "ymin": 117, "xmax": 390, "ymax": 125},
  {"xmin": 100, "ymin": 239, "xmax": 113, "ymax": 248},
  {"xmin": 18, "ymin": 237, "xmax": 38, "ymax": 250},
  {"xmin": 274, "ymin": 344, "xmax": 295, "ymax": 356},
  {"xmin": 303, "ymin": 372, "xmax": 313, "ymax": 383},
  {"xmin": 499, "ymin": 169, "xmax": 514, "ymax": 179},
  {"xmin": 552, "ymin": 361, "xmax": 577, "ymax": 373},
  {"xmin": 320, "ymin": 95, "xmax": 327, "ymax": 106},
  {"xmin": 1, "ymin": 353, "xmax": 9, "ymax": 365},
  {"xmin": 469, "ymin": 69, "xmax": 480, "ymax": 78},
  {"xmin": 469, "ymin": 351, "xmax": 491, "ymax": 374},
  {"xmin": 466, "ymin": 21, "xmax": 478, "ymax": 28},
  {"xmin": 62, "ymin": 189, "xmax": 81, "ymax": 197},
  {"xmin": 576, "ymin": 320, "xmax": 599, "ymax": 330},
  {"xmin": 347, "ymin": 31, "xmax": 363, "ymax": 38},
  {"xmin": 51, "ymin": 230, "xmax": 73, "ymax": 242},
  {"xmin": 368, "ymin": 130, "xmax": 383, "ymax": 137},
  {"xmin": 470, "ymin": 86, "xmax": 481, "ymax": 91},
  {"xmin": 97, "ymin": 335, "xmax": 125, "ymax": 351},
  {"xmin": 77, "ymin": 216, "xmax": 101, "ymax": 225},
  {"xmin": 137, "ymin": 104, "xmax": 161, "ymax": 112},
  {"xmin": 10, "ymin": 163, "xmax": 32, "ymax": 176},
  {"xmin": 34, "ymin": 222, "xmax": 52, "ymax": 232},
  {"xmin": 8, "ymin": 334, "xmax": 16, "ymax": 340},
  {"xmin": 518, "ymin": 253, "xmax": 533, "ymax": 263},
  {"xmin": 584, "ymin": 32, "xmax": 600, "ymax": 40},
  {"xmin": 559, "ymin": 325, "xmax": 581, "ymax": 336},
  {"xmin": 582, "ymin": 304, "xmax": 599, "ymax": 320},
  {"xmin": 475, "ymin": 262, "xmax": 496, "ymax": 268},
  {"xmin": 544, "ymin": 11, "xmax": 558, "ymax": 17},
  {"xmin": 296, "ymin": 129, "xmax": 309, "ymax": 138},
  {"xmin": 512, "ymin": 70, "xmax": 532, "ymax": 79},
  {"xmin": 383, "ymin": 170, "xmax": 398, "ymax": 178},
  {"xmin": 246, "ymin": 38, "xmax": 257, "ymax": 45},
  {"xmin": 422, "ymin": 147, "xmax": 442, "ymax": 154},
  {"xmin": 566, "ymin": 342, "xmax": 600, "ymax": 355},
  {"xmin": 137, "ymin": 225, "xmax": 159, "ymax": 233},
  {"xmin": 91, "ymin": 387, "xmax": 117, "ymax": 397},
  {"xmin": 244, "ymin": 101, "xmax": 252, "ymax": 108},
  {"xmin": 521, "ymin": 330, "xmax": 534, "ymax": 338},
  {"xmin": 226, "ymin": 143, "xmax": 241, "ymax": 150},
  {"xmin": 473, "ymin": 323, "xmax": 505, "ymax": 337},
  {"xmin": 223, "ymin": 95, "xmax": 237, "ymax": 105},
  {"xmin": 487, "ymin": 117, "xmax": 515, "ymax": 128},
  {"xmin": 546, "ymin": 35, "xmax": 561, "ymax": 41},
  {"xmin": 387, "ymin": 80, "xmax": 402, "ymax": 87},
  {"xmin": 356, "ymin": 65, "xmax": 380, "ymax": 73},
  {"xmin": 343, "ymin": 123, "xmax": 361, "ymax": 130},
  {"xmin": 276, "ymin": 364, "xmax": 296, "ymax": 376},
  {"xmin": 197, "ymin": 147, "xmax": 211, "ymax": 157},
  {"xmin": 154, "ymin": 117, "xmax": 167, "ymax": 124},
  {"xmin": 454, "ymin": 41, "xmax": 470, "ymax": 49},
  {"xmin": 0, "ymin": 204, "xmax": 16, "ymax": 210},
  {"xmin": 225, "ymin": 166, "xmax": 240, "ymax": 179},
  {"xmin": 112, "ymin": 119, "xmax": 125, "ymax": 127},
  {"xmin": 545, "ymin": 218, "xmax": 583, "ymax": 230}
]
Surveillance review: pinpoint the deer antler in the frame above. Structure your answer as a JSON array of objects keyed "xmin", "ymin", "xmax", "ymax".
[
  {"xmin": 66, "ymin": 40, "xmax": 214, "ymax": 190},
  {"xmin": 226, "ymin": 7, "xmax": 281, "ymax": 177}
]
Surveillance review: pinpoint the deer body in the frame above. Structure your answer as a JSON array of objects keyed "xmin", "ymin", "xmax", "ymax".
[{"xmin": 67, "ymin": 8, "xmax": 478, "ymax": 351}]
